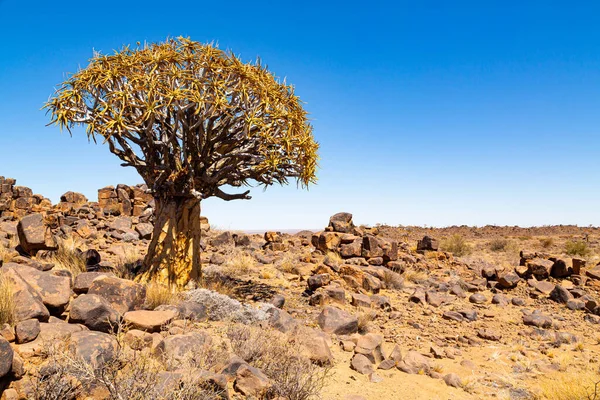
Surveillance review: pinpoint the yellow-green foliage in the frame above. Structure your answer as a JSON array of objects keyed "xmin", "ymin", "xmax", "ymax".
[
  {"xmin": 441, "ymin": 234, "xmax": 472, "ymax": 256},
  {"xmin": 45, "ymin": 37, "xmax": 319, "ymax": 196},
  {"xmin": 0, "ymin": 273, "xmax": 15, "ymax": 326},
  {"xmin": 565, "ymin": 240, "xmax": 590, "ymax": 257}
]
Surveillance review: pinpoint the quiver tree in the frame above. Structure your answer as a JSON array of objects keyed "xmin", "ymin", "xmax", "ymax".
[{"xmin": 45, "ymin": 37, "xmax": 318, "ymax": 287}]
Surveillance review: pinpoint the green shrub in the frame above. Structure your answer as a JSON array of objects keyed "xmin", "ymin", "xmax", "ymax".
[
  {"xmin": 565, "ymin": 240, "xmax": 590, "ymax": 257},
  {"xmin": 440, "ymin": 235, "xmax": 472, "ymax": 257}
]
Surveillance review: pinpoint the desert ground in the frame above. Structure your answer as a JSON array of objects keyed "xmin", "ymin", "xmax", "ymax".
[{"xmin": 1, "ymin": 176, "xmax": 600, "ymax": 400}]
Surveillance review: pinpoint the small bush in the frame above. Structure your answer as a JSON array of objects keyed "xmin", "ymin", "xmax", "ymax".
[
  {"xmin": 539, "ymin": 237, "xmax": 554, "ymax": 249},
  {"xmin": 227, "ymin": 325, "xmax": 330, "ymax": 400},
  {"xmin": 489, "ymin": 239, "xmax": 509, "ymax": 252},
  {"xmin": 32, "ymin": 335, "xmax": 227, "ymax": 400},
  {"xmin": 565, "ymin": 240, "xmax": 590, "ymax": 257},
  {"xmin": 440, "ymin": 235, "xmax": 472, "ymax": 257},
  {"xmin": 0, "ymin": 273, "xmax": 15, "ymax": 326},
  {"xmin": 186, "ymin": 288, "xmax": 274, "ymax": 323}
]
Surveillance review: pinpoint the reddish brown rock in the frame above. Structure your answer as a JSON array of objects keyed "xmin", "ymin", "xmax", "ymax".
[
  {"xmin": 69, "ymin": 294, "xmax": 121, "ymax": 333},
  {"xmin": 16, "ymin": 213, "xmax": 58, "ymax": 255},
  {"xmin": 317, "ymin": 306, "xmax": 358, "ymax": 335},
  {"xmin": 123, "ymin": 310, "xmax": 177, "ymax": 333},
  {"xmin": 88, "ymin": 276, "xmax": 146, "ymax": 314}
]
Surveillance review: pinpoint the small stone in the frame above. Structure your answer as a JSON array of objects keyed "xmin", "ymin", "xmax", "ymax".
[
  {"xmin": 469, "ymin": 293, "xmax": 487, "ymax": 304},
  {"xmin": 351, "ymin": 353, "xmax": 374, "ymax": 375}
]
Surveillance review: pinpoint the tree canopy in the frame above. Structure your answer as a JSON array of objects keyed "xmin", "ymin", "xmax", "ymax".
[{"xmin": 45, "ymin": 37, "xmax": 318, "ymax": 201}]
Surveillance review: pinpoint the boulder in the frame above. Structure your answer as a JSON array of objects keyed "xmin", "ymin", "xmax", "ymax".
[
  {"xmin": 351, "ymin": 353, "xmax": 374, "ymax": 375},
  {"xmin": 551, "ymin": 259, "xmax": 571, "ymax": 279},
  {"xmin": 417, "ymin": 236, "xmax": 438, "ymax": 251},
  {"xmin": 397, "ymin": 350, "xmax": 431, "ymax": 374},
  {"xmin": 211, "ymin": 231, "xmax": 234, "ymax": 247},
  {"xmin": 328, "ymin": 212, "xmax": 354, "ymax": 233},
  {"xmin": 69, "ymin": 331, "xmax": 118, "ymax": 368},
  {"xmin": 123, "ymin": 329, "xmax": 154, "ymax": 350},
  {"xmin": 60, "ymin": 191, "xmax": 88, "ymax": 204},
  {"xmin": 8, "ymin": 264, "xmax": 71, "ymax": 313},
  {"xmin": 16, "ymin": 214, "xmax": 58, "ymax": 255},
  {"xmin": 233, "ymin": 364, "xmax": 271, "ymax": 397},
  {"xmin": 317, "ymin": 306, "xmax": 358, "ymax": 335},
  {"xmin": 135, "ymin": 223, "xmax": 153, "ymax": 240},
  {"xmin": 69, "ymin": 294, "xmax": 121, "ymax": 333},
  {"xmin": 123, "ymin": 310, "xmax": 177, "ymax": 333},
  {"xmin": 154, "ymin": 331, "xmax": 212, "ymax": 363},
  {"xmin": 317, "ymin": 232, "xmax": 341, "ymax": 252},
  {"xmin": 267, "ymin": 308, "xmax": 299, "ymax": 333},
  {"xmin": 497, "ymin": 272, "xmax": 520, "ymax": 289},
  {"xmin": 15, "ymin": 319, "xmax": 40, "ymax": 344},
  {"xmin": 296, "ymin": 328, "xmax": 333, "ymax": 365},
  {"xmin": 88, "ymin": 276, "xmax": 146, "ymax": 314},
  {"xmin": 1, "ymin": 266, "xmax": 49, "ymax": 322},
  {"xmin": 340, "ymin": 240, "xmax": 363, "ymax": 258},
  {"xmin": 175, "ymin": 301, "xmax": 208, "ymax": 321},
  {"xmin": 355, "ymin": 333, "xmax": 384, "ymax": 364},
  {"xmin": 469, "ymin": 293, "xmax": 487, "ymax": 304},
  {"xmin": 550, "ymin": 285, "xmax": 574, "ymax": 304},
  {"xmin": 526, "ymin": 258, "xmax": 554, "ymax": 279},
  {"xmin": 73, "ymin": 272, "xmax": 115, "ymax": 294},
  {"xmin": 308, "ymin": 274, "xmax": 331, "ymax": 291},
  {"xmin": 523, "ymin": 313, "xmax": 552, "ymax": 328},
  {"xmin": 0, "ymin": 336, "xmax": 13, "ymax": 379}
]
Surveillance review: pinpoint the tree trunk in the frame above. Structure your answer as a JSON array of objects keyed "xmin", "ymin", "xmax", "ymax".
[{"xmin": 136, "ymin": 196, "xmax": 202, "ymax": 288}]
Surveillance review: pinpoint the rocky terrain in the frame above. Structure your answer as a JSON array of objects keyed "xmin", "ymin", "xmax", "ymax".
[{"xmin": 1, "ymin": 176, "xmax": 600, "ymax": 399}]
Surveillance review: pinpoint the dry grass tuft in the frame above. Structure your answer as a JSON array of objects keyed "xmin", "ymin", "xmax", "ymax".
[
  {"xmin": 50, "ymin": 236, "xmax": 87, "ymax": 277},
  {"xmin": 144, "ymin": 281, "xmax": 181, "ymax": 310},
  {"xmin": 115, "ymin": 246, "xmax": 144, "ymax": 279},
  {"xmin": 227, "ymin": 324, "xmax": 330, "ymax": 400},
  {"xmin": 0, "ymin": 272, "xmax": 15, "ymax": 326},
  {"xmin": 357, "ymin": 310, "xmax": 377, "ymax": 334},
  {"xmin": 534, "ymin": 371, "xmax": 600, "ymax": 400},
  {"xmin": 403, "ymin": 268, "xmax": 429, "ymax": 284},
  {"xmin": 221, "ymin": 248, "xmax": 256, "ymax": 277},
  {"xmin": 382, "ymin": 269, "xmax": 404, "ymax": 289}
]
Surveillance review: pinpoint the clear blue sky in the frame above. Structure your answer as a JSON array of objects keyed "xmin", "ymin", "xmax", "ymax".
[{"xmin": 1, "ymin": 1, "xmax": 600, "ymax": 230}]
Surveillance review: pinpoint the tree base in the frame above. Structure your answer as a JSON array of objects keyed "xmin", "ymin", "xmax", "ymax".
[{"xmin": 136, "ymin": 197, "xmax": 202, "ymax": 288}]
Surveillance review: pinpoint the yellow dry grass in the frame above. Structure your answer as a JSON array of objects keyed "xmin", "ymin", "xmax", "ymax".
[
  {"xmin": 144, "ymin": 281, "xmax": 181, "ymax": 310},
  {"xmin": 50, "ymin": 236, "xmax": 87, "ymax": 277},
  {"xmin": 0, "ymin": 272, "xmax": 15, "ymax": 326},
  {"xmin": 222, "ymin": 249, "xmax": 256, "ymax": 277},
  {"xmin": 534, "ymin": 370, "xmax": 600, "ymax": 400}
]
